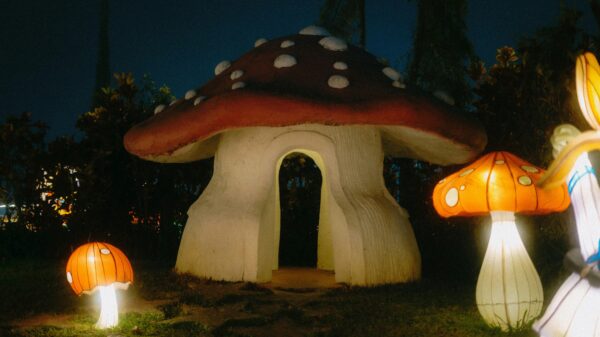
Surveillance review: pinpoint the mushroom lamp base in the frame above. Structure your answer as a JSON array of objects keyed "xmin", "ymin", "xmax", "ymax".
[
  {"xmin": 476, "ymin": 211, "xmax": 543, "ymax": 331},
  {"xmin": 96, "ymin": 284, "xmax": 118, "ymax": 329}
]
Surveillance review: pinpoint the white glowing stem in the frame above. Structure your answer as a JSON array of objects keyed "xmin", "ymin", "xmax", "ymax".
[
  {"xmin": 534, "ymin": 153, "xmax": 600, "ymax": 336},
  {"xmin": 96, "ymin": 284, "xmax": 118, "ymax": 329},
  {"xmin": 476, "ymin": 211, "xmax": 543, "ymax": 331},
  {"xmin": 567, "ymin": 153, "xmax": 600, "ymax": 258}
]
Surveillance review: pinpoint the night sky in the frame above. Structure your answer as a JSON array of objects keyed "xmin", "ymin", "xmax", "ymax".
[{"xmin": 1, "ymin": 0, "xmax": 597, "ymax": 139}]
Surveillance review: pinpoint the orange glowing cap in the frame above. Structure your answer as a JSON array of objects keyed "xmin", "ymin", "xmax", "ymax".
[
  {"xmin": 433, "ymin": 151, "xmax": 570, "ymax": 218},
  {"xmin": 66, "ymin": 242, "xmax": 133, "ymax": 295}
]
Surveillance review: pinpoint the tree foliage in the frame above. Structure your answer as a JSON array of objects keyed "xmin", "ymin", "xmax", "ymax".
[
  {"xmin": 471, "ymin": 9, "xmax": 590, "ymax": 166},
  {"xmin": 0, "ymin": 112, "xmax": 46, "ymax": 210},
  {"xmin": 0, "ymin": 74, "xmax": 212, "ymax": 261},
  {"xmin": 73, "ymin": 73, "xmax": 211, "ymax": 260},
  {"xmin": 408, "ymin": 0, "xmax": 473, "ymax": 108}
]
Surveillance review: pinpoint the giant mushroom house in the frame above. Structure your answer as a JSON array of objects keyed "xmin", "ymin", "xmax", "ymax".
[{"xmin": 124, "ymin": 26, "xmax": 487, "ymax": 286}]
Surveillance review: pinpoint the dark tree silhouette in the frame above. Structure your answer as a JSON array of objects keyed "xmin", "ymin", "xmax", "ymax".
[
  {"xmin": 0, "ymin": 112, "xmax": 49, "ymax": 257},
  {"xmin": 92, "ymin": 0, "xmax": 111, "ymax": 108},
  {"xmin": 318, "ymin": 0, "xmax": 366, "ymax": 46},
  {"xmin": 408, "ymin": 0, "xmax": 473, "ymax": 108}
]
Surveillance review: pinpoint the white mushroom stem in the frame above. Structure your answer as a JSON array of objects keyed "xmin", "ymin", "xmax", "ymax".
[
  {"xmin": 534, "ymin": 153, "xmax": 600, "ymax": 336},
  {"xmin": 175, "ymin": 125, "xmax": 421, "ymax": 285},
  {"xmin": 476, "ymin": 210, "xmax": 543, "ymax": 331},
  {"xmin": 96, "ymin": 284, "xmax": 118, "ymax": 329}
]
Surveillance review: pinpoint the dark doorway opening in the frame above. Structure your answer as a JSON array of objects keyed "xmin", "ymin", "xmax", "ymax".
[{"xmin": 278, "ymin": 152, "xmax": 322, "ymax": 267}]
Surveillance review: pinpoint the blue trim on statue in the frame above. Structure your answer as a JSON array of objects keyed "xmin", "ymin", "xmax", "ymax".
[
  {"xmin": 586, "ymin": 240, "xmax": 600, "ymax": 267},
  {"xmin": 568, "ymin": 165, "xmax": 596, "ymax": 194}
]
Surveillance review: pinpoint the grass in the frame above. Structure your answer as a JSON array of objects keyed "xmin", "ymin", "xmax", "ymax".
[
  {"xmin": 7, "ymin": 312, "xmax": 209, "ymax": 337},
  {"xmin": 0, "ymin": 259, "xmax": 539, "ymax": 337}
]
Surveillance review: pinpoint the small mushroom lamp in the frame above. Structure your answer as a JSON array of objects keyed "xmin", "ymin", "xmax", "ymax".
[
  {"xmin": 433, "ymin": 151, "xmax": 570, "ymax": 331},
  {"xmin": 66, "ymin": 242, "xmax": 133, "ymax": 329},
  {"xmin": 533, "ymin": 52, "xmax": 600, "ymax": 337}
]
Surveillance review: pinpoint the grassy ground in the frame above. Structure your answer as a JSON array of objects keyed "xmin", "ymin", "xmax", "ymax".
[{"xmin": 0, "ymin": 259, "xmax": 538, "ymax": 337}]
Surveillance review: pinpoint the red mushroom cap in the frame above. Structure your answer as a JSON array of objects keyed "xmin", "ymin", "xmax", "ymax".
[{"xmin": 124, "ymin": 30, "xmax": 487, "ymax": 164}]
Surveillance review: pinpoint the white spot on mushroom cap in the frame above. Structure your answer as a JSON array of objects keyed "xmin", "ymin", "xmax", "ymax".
[
  {"xmin": 274, "ymin": 54, "xmax": 297, "ymax": 68},
  {"xmin": 382, "ymin": 67, "xmax": 401, "ymax": 81},
  {"xmin": 459, "ymin": 168, "xmax": 475, "ymax": 177},
  {"xmin": 169, "ymin": 99, "xmax": 179, "ymax": 106},
  {"xmin": 66, "ymin": 271, "xmax": 73, "ymax": 283},
  {"xmin": 154, "ymin": 104, "xmax": 165, "ymax": 115},
  {"xmin": 319, "ymin": 36, "xmax": 348, "ymax": 51},
  {"xmin": 214, "ymin": 60, "xmax": 231, "ymax": 76},
  {"xmin": 460, "ymin": 185, "xmax": 466, "ymax": 191},
  {"xmin": 254, "ymin": 38, "xmax": 267, "ymax": 47},
  {"xmin": 299, "ymin": 25, "xmax": 330, "ymax": 36},
  {"xmin": 521, "ymin": 165, "xmax": 539, "ymax": 173},
  {"xmin": 328, "ymin": 75, "xmax": 349, "ymax": 89},
  {"xmin": 184, "ymin": 90, "xmax": 196, "ymax": 100},
  {"xmin": 280, "ymin": 40, "xmax": 295, "ymax": 48},
  {"xmin": 100, "ymin": 248, "xmax": 111, "ymax": 255},
  {"xmin": 333, "ymin": 61, "xmax": 348, "ymax": 70},
  {"xmin": 230, "ymin": 70, "xmax": 244, "ymax": 80},
  {"xmin": 232, "ymin": 82, "xmax": 245, "ymax": 90},
  {"xmin": 194, "ymin": 96, "xmax": 206, "ymax": 106},
  {"xmin": 434, "ymin": 90, "xmax": 455, "ymax": 106},
  {"xmin": 392, "ymin": 81, "xmax": 405, "ymax": 89},
  {"xmin": 518, "ymin": 176, "xmax": 533, "ymax": 186},
  {"xmin": 445, "ymin": 188, "xmax": 459, "ymax": 207},
  {"xmin": 438, "ymin": 179, "xmax": 446, "ymax": 184}
]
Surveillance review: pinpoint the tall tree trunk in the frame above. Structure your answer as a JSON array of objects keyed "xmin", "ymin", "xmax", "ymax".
[
  {"xmin": 359, "ymin": 0, "xmax": 366, "ymax": 47},
  {"xmin": 92, "ymin": 0, "xmax": 111, "ymax": 108},
  {"xmin": 408, "ymin": 0, "xmax": 473, "ymax": 108}
]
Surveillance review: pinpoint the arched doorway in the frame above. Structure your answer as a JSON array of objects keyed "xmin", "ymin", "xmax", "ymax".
[
  {"xmin": 272, "ymin": 148, "xmax": 335, "ymax": 274},
  {"xmin": 278, "ymin": 152, "xmax": 322, "ymax": 267}
]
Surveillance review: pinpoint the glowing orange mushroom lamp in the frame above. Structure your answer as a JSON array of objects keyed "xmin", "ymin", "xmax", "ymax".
[
  {"xmin": 433, "ymin": 151, "xmax": 569, "ymax": 331},
  {"xmin": 66, "ymin": 242, "xmax": 133, "ymax": 329}
]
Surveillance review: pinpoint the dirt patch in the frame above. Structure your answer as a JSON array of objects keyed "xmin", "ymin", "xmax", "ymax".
[{"xmin": 267, "ymin": 268, "xmax": 340, "ymax": 290}]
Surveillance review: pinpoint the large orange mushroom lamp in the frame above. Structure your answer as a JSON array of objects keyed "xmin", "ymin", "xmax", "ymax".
[
  {"xmin": 433, "ymin": 151, "xmax": 569, "ymax": 330},
  {"xmin": 66, "ymin": 242, "xmax": 133, "ymax": 329}
]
